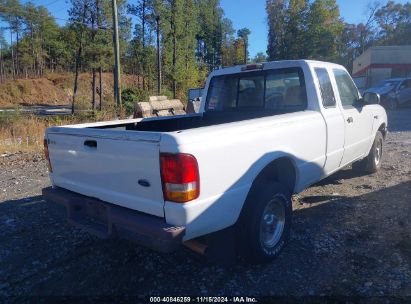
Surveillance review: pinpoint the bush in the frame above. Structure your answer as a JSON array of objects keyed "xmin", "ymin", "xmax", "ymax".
[{"xmin": 121, "ymin": 87, "xmax": 149, "ymax": 115}]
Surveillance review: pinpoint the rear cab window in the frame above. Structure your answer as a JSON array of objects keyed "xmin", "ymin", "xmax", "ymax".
[{"xmin": 206, "ymin": 67, "xmax": 307, "ymax": 113}]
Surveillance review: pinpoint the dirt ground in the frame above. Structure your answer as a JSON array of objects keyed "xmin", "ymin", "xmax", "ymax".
[
  {"xmin": 0, "ymin": 109, "xmax": 410, "ymax": 299},
  {"xmin": 0, "ymin": 73, "xmax": 142, "ymax": 108}
]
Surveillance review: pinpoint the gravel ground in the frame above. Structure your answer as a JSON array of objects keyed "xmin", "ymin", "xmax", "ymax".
[{"xmin": 0, "ymin": 109, "xmax": 410, "ymax": 298}]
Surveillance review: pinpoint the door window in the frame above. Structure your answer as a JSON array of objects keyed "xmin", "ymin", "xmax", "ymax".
[
  {"xmin": 315, "ymin": 68, "xmax": 336, "ymax": 108},
  {"xmin": 333, "ymin": 69, "xmax": 360, "ymax": 108}
]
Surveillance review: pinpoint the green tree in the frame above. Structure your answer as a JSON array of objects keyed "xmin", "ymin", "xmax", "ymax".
[
  {"xmin": 267, "ymin": 0, "xmax": 345, "ymax": 61},
  {"xmin": 232, "ymin": 37, "xmax": 245, "ymax": 65},
  {"xmin": 266, "ymin": 0, "xmax": 309, "ymax": 60},
  {"xmin": 237, "ymin": 27, "xmax": 251, "ymax": 64},
  {"xmin": 157, "ymin": 0, "xmax": 201, "ymax": 100},
  {"xmin": 0, "ymin": 28, "xmax": 7, "ymax": 81},
  {"xmin": 220, "ymin": 17, "xmax": 235, "ymax": 66},
  {"xmin": 0, "ymin": 0, "xmax": 24, "ymax": 76},
  {"xmin": 128, "ymin": 0, "xmax": 155, "ymax": 89},
  {"xmin": 375, "ymin": 1, "xmax": 411, "ymax": 45},
  {"xmin": 195, "ymin": 0, "xmax": 224, "ymax": 70},
  {"xmin": 253, "ymin": 52, "xmax": 267, "ymax": 63},
  {"xmin": 266, "ymin": 0, "xmax": 286, "ymax": 60},
  {"xmin": 306, "ymin": 0, "xmax": 343, "ymax": 61},
  {"xmin": 284, "ymin": 0, "xmax": 309, "ymax": 59}
]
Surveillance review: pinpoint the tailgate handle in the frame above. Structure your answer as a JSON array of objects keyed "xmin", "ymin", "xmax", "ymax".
[{"xmin": 84, "ymin": 140, "xmax": 97, "ymax": 148}]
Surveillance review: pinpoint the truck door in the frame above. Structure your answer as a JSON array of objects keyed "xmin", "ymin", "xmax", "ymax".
[
  {"xmin": 314, "ymin": 67, "xmax": 345, "ymax": 176},
  {"xmin": 332, "ymin": 69, "xmax": 374, "ymax": 167}
]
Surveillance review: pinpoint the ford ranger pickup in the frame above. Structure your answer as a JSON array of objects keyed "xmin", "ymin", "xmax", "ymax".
[{"xmin": 42, "ymin": 60, "xmax": 387, "ymax": 263}]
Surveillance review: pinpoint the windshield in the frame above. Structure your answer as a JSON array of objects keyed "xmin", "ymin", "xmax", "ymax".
[
  {"xmin": 376, "ymin": 80, "xmax": 400, "ymax": 88},
  {"xmin": 206, "ymin": 67, "xmax": 307, "ymax": 113}
]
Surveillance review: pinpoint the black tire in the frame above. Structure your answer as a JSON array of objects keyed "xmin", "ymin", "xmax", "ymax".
[
  {"xmin": 238, "ymin": 182, "xmax": 292, "ymax": 264},
  {"xmin": 352, "ymin": 131, "xmax": 384, "ymax": 174}
]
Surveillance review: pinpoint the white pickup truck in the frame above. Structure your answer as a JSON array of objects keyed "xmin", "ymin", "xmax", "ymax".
[{"xmin": 43, "ymin": 60, "xmax": 387, "ymax": 263}]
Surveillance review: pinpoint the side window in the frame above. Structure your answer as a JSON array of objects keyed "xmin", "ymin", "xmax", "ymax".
[
  {"xmin": 315, "ymin": 68, "xmax": 336, "ymax": 107},
  {"xmin": 333, "ymin": 69, "xmax": 359, "ymax": 107},
  {"xmin": 265, "ymin": 69, "xmax": 307, "ymax": 112}
]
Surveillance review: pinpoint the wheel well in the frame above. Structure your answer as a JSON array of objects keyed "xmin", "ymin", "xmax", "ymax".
[
  {"xmin": 252, "ymin": 157, "xmax": 296, "ymax": 193},
  {"xmin": 378, "ymin": 123, "xmax": 387, "ymax": 139}
]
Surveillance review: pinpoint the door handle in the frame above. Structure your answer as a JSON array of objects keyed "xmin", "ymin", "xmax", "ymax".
[
  {"xmin": 374, "ymin": 115, "xmax": 379, "ymax": 119},
  {"xmin": 84, "ymin": 140, "xmax": 97, "ymax": 148},
  {"xmin": 347, "ymin": 117, "xmax": 353, "ymax": 123}
]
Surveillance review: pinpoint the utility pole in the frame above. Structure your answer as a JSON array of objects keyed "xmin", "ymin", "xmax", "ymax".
[
  {"xmin": 156, "ymin": 15, "xmax": 161, "ymax": 95},
  {"xmin": 111, "ymin": 0, "xmax": 121, "ymax": 108}
]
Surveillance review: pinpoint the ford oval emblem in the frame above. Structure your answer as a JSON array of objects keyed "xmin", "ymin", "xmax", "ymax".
[{"xmin": 138, "ymin": 179, "xmax": 150, "ymax": 187}]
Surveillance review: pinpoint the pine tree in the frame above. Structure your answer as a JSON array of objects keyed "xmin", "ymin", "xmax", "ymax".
[
  {"xmin": 195, "ymin": 0, "xmax": 224, "ymax": 70},
  {"xmin": 266, "ymin": 0, "xmax": 286, "ymax": 60},
  {"xmin": 128, "ymin": 0, "xmax": 155, "ymax": 89},
  {"xmin": 237, "ymin": 27, "xmax": 251, "ymax": 64},
  {"xmin": 0, "ymin": 28, "xmax": 7, "ymax": 82},
  {"xmin": 220, "ymin": 17, "xmax": 235, "ymax": 67},
  {"xmin": 284, "ymin": 0, "xmax": 309, "ymax": 59}
]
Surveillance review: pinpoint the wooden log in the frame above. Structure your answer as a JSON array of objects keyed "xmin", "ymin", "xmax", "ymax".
[{"xmin": 134, "ymin": 102, "xmax": 153, "ymax": 118}]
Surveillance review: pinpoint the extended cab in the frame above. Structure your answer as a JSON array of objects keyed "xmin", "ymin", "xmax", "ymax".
[{"xmin": 43, "ymin": 60, "xmax": 387, "ymax": 263}]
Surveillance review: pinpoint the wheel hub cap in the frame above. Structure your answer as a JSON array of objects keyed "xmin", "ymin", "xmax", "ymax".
[{"xmin": 260, "ymin": 198, "xmax": 286, "ymax": 249}]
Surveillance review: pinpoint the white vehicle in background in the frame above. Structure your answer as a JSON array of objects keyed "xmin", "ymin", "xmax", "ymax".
[{"xmin": 43, "ymin": 60, "xmax": 387, "ymax": 263}]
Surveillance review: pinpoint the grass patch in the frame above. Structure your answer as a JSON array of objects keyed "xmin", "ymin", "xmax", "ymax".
[{"xmin": 0, "ymin": 109, "xmax": 120, "ymax": 153}]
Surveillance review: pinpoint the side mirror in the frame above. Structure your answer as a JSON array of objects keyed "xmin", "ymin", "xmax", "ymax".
[{"xmin": 363, "ymin": 92, "xmax": 380, "ymax": 105}]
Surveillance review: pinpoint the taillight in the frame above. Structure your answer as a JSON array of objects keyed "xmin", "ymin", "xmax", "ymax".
[
  {"xmin": 43, "ymin": 138, "xmax": 53, "ymax": 173},
  {"xmin": 160, "ymin": 153, "xmax": 200, "ymax": 203}
]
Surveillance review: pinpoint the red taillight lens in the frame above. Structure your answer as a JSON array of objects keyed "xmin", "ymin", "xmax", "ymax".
[
  {"xmin": 160, "ymin": 153, "xmax": 200, "ymax": 203},
  {"xmin": 43, "ymin": 138, "xmax": 52, "ymax": 172}
]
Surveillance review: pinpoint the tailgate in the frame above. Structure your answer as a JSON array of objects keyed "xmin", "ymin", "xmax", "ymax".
[{"xmin": 46, "ymin": 127, "xmax": 165, "ymax": 217}]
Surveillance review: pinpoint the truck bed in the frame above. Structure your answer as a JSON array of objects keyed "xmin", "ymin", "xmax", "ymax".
[{"xmin": 91, "ymin": 110, "xmax": 296, "ymax": 133}]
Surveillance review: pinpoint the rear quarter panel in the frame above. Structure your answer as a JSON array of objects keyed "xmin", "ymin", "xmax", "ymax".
[{"xmin": 162, "ymin": 111, "xmax": 327, "ymax": 240}]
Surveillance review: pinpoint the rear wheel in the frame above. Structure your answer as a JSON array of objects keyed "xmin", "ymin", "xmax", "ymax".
[
  {"xmin": 238, "ymin": 182, "xmax": 292, "ymax": 263},
  {"xmin": 353, "ymin": 131, "xmax": 384, "ymax": 174}
]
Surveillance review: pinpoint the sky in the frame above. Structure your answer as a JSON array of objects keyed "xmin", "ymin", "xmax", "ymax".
[
  {"xmin": 2, "ymin": 0, "xmax": 411, "ymax": 57},
  {"xmin": 221, "ymin": 0, "xmax": 410, "ymax": 57}
]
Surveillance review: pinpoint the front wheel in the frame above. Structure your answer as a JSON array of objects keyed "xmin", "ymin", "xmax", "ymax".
[
  {"xmin": 353, "ymin": 131, "xmax": 384, "ymax": 174},
  {"xmin": 238, "ymin": 182, "xmax": 292, "ymax": 263}
]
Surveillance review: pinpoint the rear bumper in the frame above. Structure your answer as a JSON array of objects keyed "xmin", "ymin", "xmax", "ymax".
[{"xmin": 42, "ymin": 186, "xmax": 185, "ymax": 253}]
